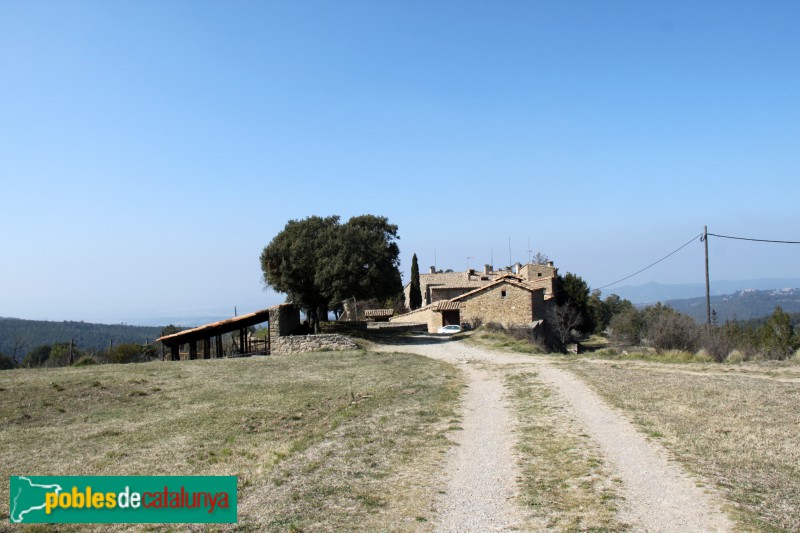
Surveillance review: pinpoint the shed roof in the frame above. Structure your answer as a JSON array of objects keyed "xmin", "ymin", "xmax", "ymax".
[{"xmin": 156, "ymin": 304, "xmax": 288, "ymax": 346}]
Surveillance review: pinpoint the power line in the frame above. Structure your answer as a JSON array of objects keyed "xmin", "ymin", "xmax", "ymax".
[
  {"xmin": 595, "ymin": 233, "xmax": 703, "ymax": 292},
  {"xmin": 707, "ymin": 233, "xmax": 800, "ymax": 245}
]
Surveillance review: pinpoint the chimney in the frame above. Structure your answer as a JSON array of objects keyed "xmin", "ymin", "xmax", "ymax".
[
  {"xmin": 546, "ymin": 261, "xmax": 554, "ymax": 267},
  {"xmin": 430, "ymin": 266, "xmax": 436, "ymax": 274},
  {"xmin": 484, "ymin": 264, "xmax": 492, "ymax": 275},
  {"xmin": 513, "ymin": 262, "xmax": 522, "ymax": 274}
]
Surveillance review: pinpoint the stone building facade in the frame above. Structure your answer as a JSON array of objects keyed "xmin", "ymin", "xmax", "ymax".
[
  {"xmin": 392, "ymin": 276, "xmax": 546, "ymax": 333},
  {"xmin": 404, "ymin": 261, "xmax": 558, "ymax": 310}
]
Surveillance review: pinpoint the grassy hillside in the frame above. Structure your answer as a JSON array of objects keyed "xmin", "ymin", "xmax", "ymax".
[
  {"xmin": 0, "ymin": 318, "xmax": 165, "ymax": 358},
  {"xmin": 0, "ymin": 350, "xmax": 461, "ymax": 531}
]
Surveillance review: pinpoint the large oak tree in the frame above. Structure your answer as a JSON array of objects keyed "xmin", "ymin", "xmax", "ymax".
[{"xmin": 260, "ymin": 215, "xmax": 402, "ymax": 333}]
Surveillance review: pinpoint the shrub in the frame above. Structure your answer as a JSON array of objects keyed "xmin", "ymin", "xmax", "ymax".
[
  {"xmin": 699, "ymin": 325, "xmax": 737, "ymax": 363},
  {"xmin": 0, "ymin": 353, "xmax": 15, "ymax": 370},
  {"xmin": 73, "ymin": 355, "xmax": 97, "ymax": 366},
  {"xmin": 609, "ymin": 309, "xmax": 643, "ymax": 345},
  {"xmin": 757, "ymin": 306, "xmax": 797, "ymax": 360},
  {"xmin": 22, "ymin": 345, "xmax": 51, "ymax": 367},
  {"xmin": 107, "ymin": 343, "xmax": 150, "ymax": 364},
  {"xmin": 725, "ymin": 350, "xmax": 745, "ymax": 364},
  {"xmin": 484, "ymin": 322, "xmax": 505, "ymax": 333},
  {"xmin": 648, "ymin": 312, "xmax": 700, "ymax": 352}
]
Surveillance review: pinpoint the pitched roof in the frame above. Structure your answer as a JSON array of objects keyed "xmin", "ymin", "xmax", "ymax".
[{"xmin": 449, "ymin": 277, "xmax": 544, "ymax": 302}]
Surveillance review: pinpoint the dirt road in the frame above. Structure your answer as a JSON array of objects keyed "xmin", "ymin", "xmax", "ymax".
[{"xmin": 375, "ymin": 336, "xmax": 733, "ymax": 532}]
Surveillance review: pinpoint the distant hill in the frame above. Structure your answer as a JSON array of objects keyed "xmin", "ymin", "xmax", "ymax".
[
  {"xmin": 663, "ymin": 288, "xmax": 800, "ymax": 323},
  {"xmin": 0, "ymin": 318, "xmax": 166, "ymax": 358},
  {"xmin": 611, "ymin": 278, "xmax": 800, "ymax": 304}
]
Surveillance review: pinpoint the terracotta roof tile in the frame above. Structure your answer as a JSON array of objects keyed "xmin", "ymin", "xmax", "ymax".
[
  {"xmin": 364, "ymin": 309, "xmax": 394, "ymax": 317},
  {"xmin": 433, "ymin": 301, "xmax": 461, "ymax": 311}
]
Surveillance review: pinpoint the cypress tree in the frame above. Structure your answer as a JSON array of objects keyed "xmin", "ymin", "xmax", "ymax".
[{"xmin": 410, "ymin": 254, "xmax": 422, "ymax": 310}]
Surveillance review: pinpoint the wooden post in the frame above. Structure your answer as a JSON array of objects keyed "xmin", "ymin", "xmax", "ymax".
[
  {"xmin": 267, "ymin": 321, "xmax": 271, "ymax": 355},
  {"xmin": 216, "ymin": 335, "xmax": 223, "ymax": 358},
  {"xmin": 69, "ymin": 339, "xmax": 74, "ymax": 365},
  {"xmin": 189, "ymin": 340, "xmax": 197, "ymax": 360},
  {"xmin": 203, "ymin": 338, "xmax": 211, "ymax": 359},
  {"xmin": 704, "ymin": 225, "xmax": 711, "ymax": 326},
  {"xmin": 239, "ymin": 328, "xmax": 245, "ymax": 355},
  {"xmin": 171, "ymin": 344, "xmax": 179, "ymax": 361}
]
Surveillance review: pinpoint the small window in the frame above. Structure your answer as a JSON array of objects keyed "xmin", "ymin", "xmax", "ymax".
[
  {"xmin": 501, "ymin": 290, "xmax": 507, "ymax": 298},
  {"xmin": 538, "ymin": 273, "xmax": 542, "ymax": 277}
]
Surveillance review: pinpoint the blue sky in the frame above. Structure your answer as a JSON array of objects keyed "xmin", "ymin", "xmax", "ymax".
[{"xmin": 1, "ymin": 1, "xmax": 799, "ymax": 324}]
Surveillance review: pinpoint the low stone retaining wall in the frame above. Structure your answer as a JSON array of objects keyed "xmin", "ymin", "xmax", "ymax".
[
  {"xmin": 271, "ymin": 334, "xmax": 359, "ymax": 355},
  {"xmin": 366, "ymin": 322, "xmax": 428, "ymax": 332}
]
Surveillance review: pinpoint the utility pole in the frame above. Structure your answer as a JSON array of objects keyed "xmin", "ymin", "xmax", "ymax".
[{"xmin": 704, "ymin": 225, "xmax": 711, "ymax": 325}]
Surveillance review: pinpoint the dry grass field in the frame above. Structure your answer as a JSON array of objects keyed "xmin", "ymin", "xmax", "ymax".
[
  {"xmin": 0, "ymin": 350, "xmax": 462, "ymax": 532},
  {"xmin": 565, "ymin": 360, "xmax": 800, "ymax": 532}
]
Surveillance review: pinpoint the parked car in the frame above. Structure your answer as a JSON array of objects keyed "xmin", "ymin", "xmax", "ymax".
[{"xmin": 437, "ymin": 325, "xmax": 461, "ymax": 334}]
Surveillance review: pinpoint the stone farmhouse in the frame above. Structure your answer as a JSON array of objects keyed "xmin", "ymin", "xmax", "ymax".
[
  {"xmin": 404, "ymin": 261, "xmax": 558, "ymax": 309},
  {"xmin": 393, "ymin": 261, "xmax": 559, "ymax": 333}
]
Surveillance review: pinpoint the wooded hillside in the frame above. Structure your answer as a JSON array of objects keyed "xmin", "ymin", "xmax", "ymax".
[{"xmin": 0, "ymin": 317, "xmax": 164, "ymax": 358}]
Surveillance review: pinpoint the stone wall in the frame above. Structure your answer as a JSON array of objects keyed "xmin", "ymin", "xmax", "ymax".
[
  {"xmin": 270, "ymin": 334, "xmax": 358, "ymax": 355},
  {"xmin": 519, "ymin": 264, "xmax": 558, "ymax": 298},
  {"xmin": 460, "ymin": 283, "xmax": 543, "ymax": 329},
  {"xmin": 430, "ymin": 286, "xmax": 474, "ymax": 303},
  {"xmin": 269, "ymin": 304, "xmax": 301, "ymax": 337},
  {"xmin": 366, "ymin": 322, "xmax": 428, "ymax": 332},
  {"xmin": 389, "ymin": 305, "xmax": 438, "ymax": 332}
]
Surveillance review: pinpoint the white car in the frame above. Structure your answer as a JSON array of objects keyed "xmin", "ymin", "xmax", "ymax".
[{"xmin": 438, "ymin": 325, "xmax": 461, "ymax": 334}]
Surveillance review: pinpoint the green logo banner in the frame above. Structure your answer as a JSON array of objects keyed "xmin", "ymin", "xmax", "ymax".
[{"xmin": 9, "ymin": 476, "xmax": 237, "ymax": 524}]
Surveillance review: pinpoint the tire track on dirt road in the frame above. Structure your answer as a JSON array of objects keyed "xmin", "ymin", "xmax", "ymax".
[{"xmin": 375, "ymin": 336, "xmax": 733, "ymax": 532}]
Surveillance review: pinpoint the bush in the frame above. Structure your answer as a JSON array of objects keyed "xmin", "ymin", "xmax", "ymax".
[
  {"xmin": 609, "ymin": 309, "xmax": 643, "ymax": 345},
  {"xmin": 699, "ymin": 324, "xmax": 737, "ymax": 363},
  {"xmin": 22, "ymin": 345, "xmax": 52, "ymax": 367},
  {"xmin": 725, "ymin": 350, "xmax": 745, "ymax": 364},
  {"xmin": 484, "ymin": 322, "xmax": 505, "ymax": 333},
  {"xmin": 73, "ymin": 355, "xmax": 97, "ymax": 366},
  {"xmin": 0, "ymin": 353, "xmax": 15, "ymax": 370},
  {"xmin": 107, "ymin": 343, "xmax": 153, "ymax": 364},
  {"xmin": 757, "ymin": 306, "xmax": 798, "ymax": 360},
  {"xmin": 646, "ymin": 311, "xmax": 700, "ymax": 352}
]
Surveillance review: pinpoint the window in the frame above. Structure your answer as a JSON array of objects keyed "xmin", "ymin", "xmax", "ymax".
[
  {"xmin": 538, "ymin": 273, "xmax": 542, "ymax": 277},
  {"xmin": 501, "ymin": 290, "xmax": 507, "ymax": 298}
]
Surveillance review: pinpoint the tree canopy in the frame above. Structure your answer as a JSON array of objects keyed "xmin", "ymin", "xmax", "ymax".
[{"xmin": 260, "ymin": 215, "xmax": 403, "ymax": 332}]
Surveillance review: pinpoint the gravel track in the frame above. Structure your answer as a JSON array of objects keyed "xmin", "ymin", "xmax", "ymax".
[{"xmin": 374, "ymin": 336, "xmax": 733, "ymax": 532}]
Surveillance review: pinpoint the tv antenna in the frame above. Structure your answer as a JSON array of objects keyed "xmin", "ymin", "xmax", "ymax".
[
  {"xmin": 526, "ymin": 238, "xmax": 533, "ymax": 264},
  {"xmin": 466, "ymin": 256, "xmax": 475, "ymax": 270}
]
